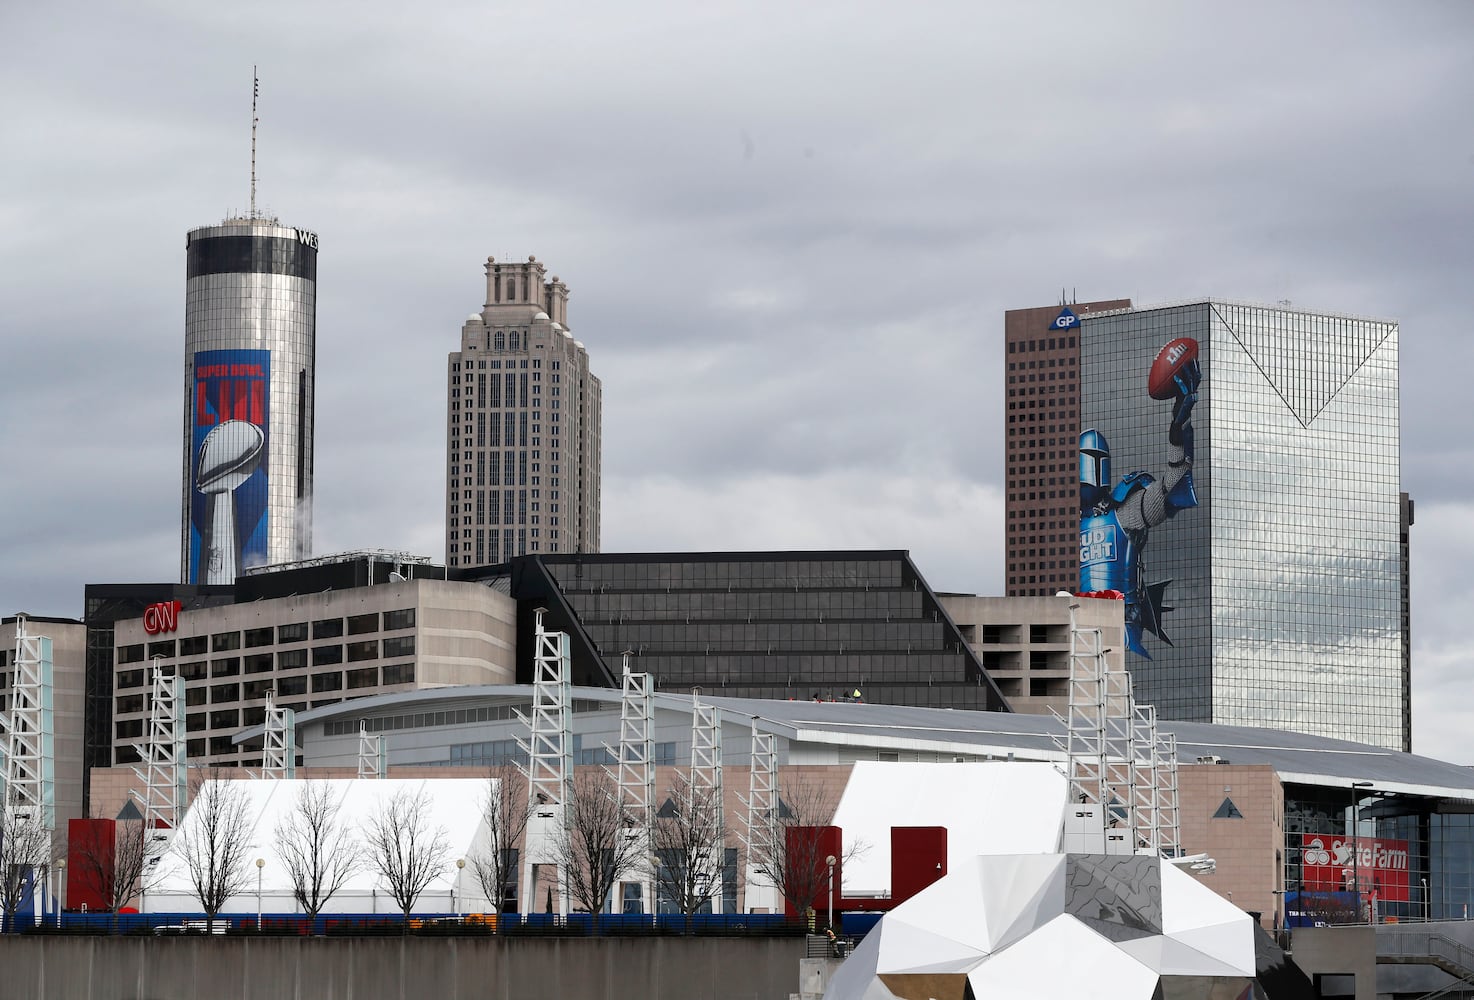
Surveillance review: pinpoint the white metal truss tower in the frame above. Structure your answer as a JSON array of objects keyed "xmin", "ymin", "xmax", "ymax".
[
  {"xmin": 605, "ymin": 651, "xmax": 654, "ymax": 829},
  {"xmin": 1102, "ymin": 668, "xmax": 1138, "ymax": 850},
  {"xmin": 261, "ymin": 690, "xmax": 296, "ymax": 779},
  {"xmin": 690, "ymin": 688, "xmax": 724, "ymax": 831},
  {"xmin": 738, "ymin": 717, "xmax": 781, "ymax": 912},
  {"xmin": 601, "ymin": 651, "xmax": 655, "ymax": 916},
  {"xmin": 741, "ymin": 721, "xmax": 778, "ymax": 866},
  {"xmin": 687, "ymin": 688, "xmax": 725, "ymax": 912},
  {"xmin": 1052, "ymin": 601, "xmax": 1107, "ymax": 811},
  {"xmin": 1156, "ymin": 730, "xmax": 1181, "ymax": 856},
  {"xmin": 1131, "ymin": 702, "xmax": 1161, "ymax": 852},
  {"xmin": 4, "ymin": 616, "xmax": 56, "ymax": 832},
  {"xmin": 514, "ymin": 609, "xmax": 573, "ymax": 808},
  {"xmin": 515, "ymin": 609, "xmax": 573, "ymax": 916},
  {"xmin": 131, "ymin": 658, "xmax": 186, "ymax": 831},
  {"xmin": 357, "ymin": 721, "xmax": 386, "ymax": 779}
]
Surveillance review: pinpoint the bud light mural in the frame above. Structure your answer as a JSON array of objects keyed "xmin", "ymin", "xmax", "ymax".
[
  {"xmin": 188, "ymin": 349, "xmax": 269, "ymax": 584},
  {"xmin": 1079, "ymin": 338, "xmax": 1202, "ymax": 658}
]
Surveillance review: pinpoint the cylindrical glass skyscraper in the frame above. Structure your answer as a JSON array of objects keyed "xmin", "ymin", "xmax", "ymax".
[{"xmin": 181, "ymin": 218, "xmax": 317, "ymax": 584}]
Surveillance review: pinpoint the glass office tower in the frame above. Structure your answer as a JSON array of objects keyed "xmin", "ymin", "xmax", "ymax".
[
  {"xmin": 182, "ymin": 218, "xmax": 318, "ymax": 584},
  {"xmin": 1080, "ymin": 301, "xmax": 1404, "ymax": 749}
]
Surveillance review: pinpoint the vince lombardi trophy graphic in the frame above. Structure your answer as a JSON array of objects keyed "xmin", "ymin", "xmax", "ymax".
[{"xmin": 197, "ymin": 419, "xmax": 265, "ymax": 584}]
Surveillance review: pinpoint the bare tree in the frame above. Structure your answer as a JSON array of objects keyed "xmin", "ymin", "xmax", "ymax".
[
  {"xmin": 175, "ymin": 773, "xmax": 256, "ymax": 932},
  {"xmin": 548, "ymin": 769, "xmax": 646, "ymax": 925},
  {"xmin": 67, "ymin": 811, "xmax": 163, "ymax": 918},
  {"xmin": 747, "ymin": 774, "xmax": 858, "ymax": 924},
  {"xmin": 650, "ymin": 771, "xmax": 731, "ymax": 924},
  {"xmin": 362, "ymin": 786, "xmax": 451, "ymax": 925},
  {"xmin": 276, "ymin": 781, "xmax": 361, "ymax": 921},
  {"xmin": 468, "ymin": 764, "xmax": 530, "ymax": 914},
  {"xmin": 0, "ymin": 806, "xmax": 55, "ymax": 933}
]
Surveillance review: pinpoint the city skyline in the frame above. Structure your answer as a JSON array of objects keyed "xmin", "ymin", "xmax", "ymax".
[{"xmin": 1, "ymin": 3, "xmax": 1470, "ymax": 760}]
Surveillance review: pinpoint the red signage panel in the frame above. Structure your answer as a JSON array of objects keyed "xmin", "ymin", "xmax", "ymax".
[
  {"xmin": 142, "ymin": 601, "xmax": 182, "ymax": 635},
  {"xmin": 1300, "ymin": 833, "xmax": 1409, "ymax": 902}
]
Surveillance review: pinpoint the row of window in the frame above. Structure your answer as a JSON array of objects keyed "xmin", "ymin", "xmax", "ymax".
[
  {"xmin": 118, "ymin": 609, "xmax": 417, "ymax": 663},
  {"xmin": 323, "ymin": 698, "xmax": 612, "ymax": 737},
  {"xmin": 114, "ymin": 661, "xmax": 419, "ymax": 718},
  {"xmin": 117, "ymin": 637, "xmax": 416, "ymax": 689}
]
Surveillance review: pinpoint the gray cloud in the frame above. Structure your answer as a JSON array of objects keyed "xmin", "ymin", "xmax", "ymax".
[{"xmin": 2, "ymin": 0, "xmax": 1470, "ymax": 757}]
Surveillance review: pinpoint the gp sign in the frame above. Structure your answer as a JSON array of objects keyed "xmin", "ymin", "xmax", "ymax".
[{"xmin": 142, "ymin": 601, "xmax": 183, "ymax": 635}]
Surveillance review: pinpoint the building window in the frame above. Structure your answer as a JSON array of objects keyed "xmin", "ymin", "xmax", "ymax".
[
  {"xmin": 211, "ymin": 657, "xmax": 240, "ymax": 678},
  {"xmin": 313, "ymin": 618, "xmax": 344, "ymax": 639},
  {"xmin": 244, "ymin": 627, "xmax": 274, "ymax": 648},
  {"xmin": 347, "ymin": 613, "xmax": 379, "ymax": 635},
  {"xmin": 179, "ymin": 635, "xmax": 207, "ymax": 656},
  {"xmin": 347, "ymin": 667, "xmax": 379, "ymax": 689},
  {"xmin": 347, "ymin": 640, "xmax": 380, "ymax": 662},
  {"xmin": 383, "ymin": 636, "xmax": 416, "ymax": 658},
  {"xmin": 118, "ymin": 644, "xmax": 145, "ymax": 665},
  {"xmin": 382, "ymin": 663, "xmax": 416, "ymax": 685},
  {"xmin": 211, "ymin": 631, "xmax": 241, "ymax": 652},
  {"xmin": 312, "ymin": 672, "xmax": 343, "ymax": 693},
  {"xmin": 312, "ymin": 645, "xmax": 344, "ymax": 666},
  {"xmin": 278, "ymin": 623, "xmax": 308, "ymax": 643}
]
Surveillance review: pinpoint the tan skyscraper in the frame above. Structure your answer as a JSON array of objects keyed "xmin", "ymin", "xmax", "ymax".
[{"xmin": 446, "ymin": 256, "xmax": 601, "ymax": 567}]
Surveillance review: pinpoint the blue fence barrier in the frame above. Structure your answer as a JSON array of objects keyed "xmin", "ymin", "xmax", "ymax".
[{"xmin": 9, "ymin": 910, "xmax": 813, "ymax": 938}]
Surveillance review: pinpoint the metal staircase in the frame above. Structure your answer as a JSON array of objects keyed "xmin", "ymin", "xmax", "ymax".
[{"xmin": 1379, "ymin": 933, "xmax": 1474, "ymax": 1000}]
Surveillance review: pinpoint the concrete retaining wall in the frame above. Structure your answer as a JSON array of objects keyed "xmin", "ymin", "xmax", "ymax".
[{"xmin": 0, "ymin": 935, "xmax": 805, "ymax": 1000}]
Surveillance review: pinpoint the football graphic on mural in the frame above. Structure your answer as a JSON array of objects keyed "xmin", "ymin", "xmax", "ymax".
[{"xmin": 1147, "ymin": 337, "xmax": 1199, "ymax": 400}]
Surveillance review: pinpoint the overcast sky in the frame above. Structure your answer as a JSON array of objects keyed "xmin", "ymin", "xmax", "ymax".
[{"xmin": 2, "ymin": 2, "xmax": 1471, "ymax": 759}]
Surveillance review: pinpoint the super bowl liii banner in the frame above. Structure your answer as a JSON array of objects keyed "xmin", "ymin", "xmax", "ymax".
[{"xmin": 188, "ymin": 349, "xmax": 270, "ymax": 584}]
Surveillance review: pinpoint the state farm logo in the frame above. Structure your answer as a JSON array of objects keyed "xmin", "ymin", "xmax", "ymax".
[
  {"xmin": 1303, "ymin": 837, "xmax": 1333, "ymax": 865},
  {"xmin": 143, "ymin": 601, "xmax": 183, "ymax": 635}
]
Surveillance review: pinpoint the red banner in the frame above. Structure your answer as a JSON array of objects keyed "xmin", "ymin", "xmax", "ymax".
[{"xmin": 1300, "ymin": 834, "xmax": 1409, "ymax": 902}]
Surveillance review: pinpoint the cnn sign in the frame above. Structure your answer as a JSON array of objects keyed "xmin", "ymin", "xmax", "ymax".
[{"xmin": 142, "ymin": 601, "xmax": 183, "ymax": 635}]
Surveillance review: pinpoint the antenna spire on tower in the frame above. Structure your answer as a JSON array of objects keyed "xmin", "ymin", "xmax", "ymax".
[{"xmin": 250, "ymin": 67, "xmax": 259, "ymax": 220}]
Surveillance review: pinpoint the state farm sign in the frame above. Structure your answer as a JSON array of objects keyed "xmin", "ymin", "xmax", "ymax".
[
  {"xmin": 1300, "ymin": 833, "xmax": 1409, "ymax": 902},
  {"xmin": 142, "ymin": 601, "xmax": 183, "ymax": 635}
]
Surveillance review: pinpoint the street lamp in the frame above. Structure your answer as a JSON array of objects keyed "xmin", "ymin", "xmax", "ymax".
[
  {"xmin": 55, "ymin": 859, "xmax": 65, "ymax": 928},
  {"xmin": 256, "ymin": 858, "xmax": 266, "ymax": 930},
  {"xmin": 1351, "ymin": 782, "xmax": 1373, "ymax": 923},
  {"xmin": 826, "ymin": 855, "xmax": 837, "ymax": 931},
  {"xmin": 455, "ymin": 858, "xmax": 465, "ymax": 917},
  {"xmin": 1422, "ymin": 877, "xmax": 1430, "ymax": 923}
]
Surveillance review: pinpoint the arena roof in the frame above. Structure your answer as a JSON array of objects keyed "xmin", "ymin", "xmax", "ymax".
[{"xmin": 249, "ymin": 685, "xmax": 1474, "ymax": 801}]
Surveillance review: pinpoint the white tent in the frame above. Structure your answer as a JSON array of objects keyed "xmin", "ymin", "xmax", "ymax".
[
  {"xmin": 830, "ymin": 762, "xmax": 1067, "ymax": 896},
  {"xmin": 144, "ymin": 778, "xmax": 493, "ymax": 916}
]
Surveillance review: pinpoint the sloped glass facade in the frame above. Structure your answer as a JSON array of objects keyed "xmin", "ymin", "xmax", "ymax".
[
  {"xmin": 1082, "ymin": 302, "xmax": 1403, "ymax": 749},
  {"xmin": 514, "ymin": 552, "xmax": 1009, "ymax": 711}
]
